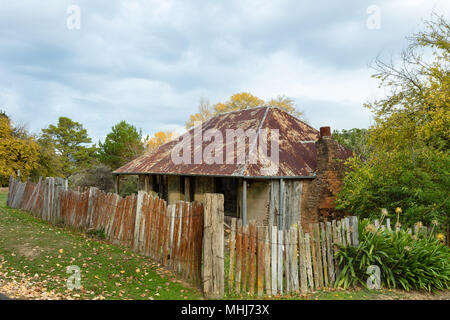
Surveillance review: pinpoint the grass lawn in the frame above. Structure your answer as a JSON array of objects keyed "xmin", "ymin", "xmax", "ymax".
[{"xmin": 0, "ymin": 191, "xmax": 203, "ymax": 300}]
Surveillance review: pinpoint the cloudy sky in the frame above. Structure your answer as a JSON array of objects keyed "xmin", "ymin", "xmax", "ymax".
[{"xmin": 0, "ymin": 0, "xmax": 449, "ymax": 143}]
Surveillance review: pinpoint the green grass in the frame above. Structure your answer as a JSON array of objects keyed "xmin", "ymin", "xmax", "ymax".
[
  {"xmin": 224, "ymin": 287, "xmax": 409, "ymax": 300},
  {"xmin": 0, "ymin": 191, "xmax": 202, "ymax": 300}
]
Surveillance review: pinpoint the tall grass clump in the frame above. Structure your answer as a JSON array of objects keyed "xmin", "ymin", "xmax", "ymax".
[{"xmin": 335, "ymin": 210, "xmax": 450, "ymax": 292}]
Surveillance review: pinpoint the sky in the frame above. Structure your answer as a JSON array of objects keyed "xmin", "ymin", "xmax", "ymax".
[{"xmin": 0, "ymin": 0, "xmax": 449, "ymax": 144}]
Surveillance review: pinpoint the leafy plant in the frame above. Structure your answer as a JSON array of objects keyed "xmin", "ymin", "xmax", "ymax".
[
  {"xmin": 336, "ymin": 148, "xmax": 450, "ymax": 229},
  {"xmin": 335, "ymin": 218, "xmax": 450, "ymax": 292}
]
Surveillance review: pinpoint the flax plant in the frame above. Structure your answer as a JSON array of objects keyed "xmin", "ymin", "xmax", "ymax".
[{"xmin": 335, "ymin": 209, "xmax": 450, "ymax": 292}]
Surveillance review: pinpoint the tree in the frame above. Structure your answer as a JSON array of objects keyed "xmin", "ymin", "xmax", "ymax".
[
  {"xmin": 213, "ymin": 92, "xmax": 264, "ymax": 114},
  {"xmin": 31, "ymin": 135, "xmax": 64, "ymax": 179},
  {"xmin": 186, "ymin": 93, "xmax": 303, "ymax": 129},
  {"xmin": 332, "ymin": 128, "xmax": 370, "ymax": 158},
  {"xmin": 69, "ymin": 163, "xmax": 114, "ymax": 192},
  {"xmin": 146, "ymin": 131, "xmax": 176, "ymax": 153},
  {"xmin": 366, "ymin": 15, "xmax": 449, "ymax": 152},
  {"xmin": 185, "ymin": 97, "xmax": 213, "ymax": 129},
  {"xmin": 98, "ymin": 121, "xmax": 145, "ymax": 169},
  {"xmin": 0, "ymin": 111, "xmax": 40, "ymax": 185},
  {"xmin": 41, "ymin": 117, "xmax": 96, "ymax": 177},
  {"xmin": 336, "ymin": 15, "xmax": 450, "ymax": 229},
  {"xmin": 266, "ymin": 95, "xmax": 302, "ymax": 118}
]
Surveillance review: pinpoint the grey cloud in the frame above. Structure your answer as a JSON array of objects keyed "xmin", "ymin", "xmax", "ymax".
[{"xmin": 0, "ymin": 0, "xmax": 448, "ymax": 143}]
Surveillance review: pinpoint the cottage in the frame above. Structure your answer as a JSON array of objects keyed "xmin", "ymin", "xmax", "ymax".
[{"xmin": 113, "ymin": 106, "xmax": 353, "ymax": 231}]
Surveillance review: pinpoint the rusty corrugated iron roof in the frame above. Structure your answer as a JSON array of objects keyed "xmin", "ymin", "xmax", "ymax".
[{"xmin": 113, "ymin": 107, "xmax": 353, "ymax": 178}]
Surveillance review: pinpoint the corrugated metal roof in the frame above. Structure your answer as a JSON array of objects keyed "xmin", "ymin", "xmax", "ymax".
[{"xmin": 113, "ymin": 107, "xmax": 353, "ymax": 178}]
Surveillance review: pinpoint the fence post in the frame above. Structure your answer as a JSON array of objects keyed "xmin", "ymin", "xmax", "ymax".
[
  {"xmin": 6, "ymin": 176, "xmax": 13, "ymax": 207},
  {"xmin": 228, "ymin": 218, "xmax": 236, "ymax": 293},
  {"xmin": 271, "ymin": 225, "xmax": 278, "ymax": 295},
  {"xmin": 349, "ymin": 216, "xmax": 359, "ymax": 246},
  {"xmin": 12, "ymin": 179, "xmax": 25, "ymax": 209},
  {"xmin": 53, "ymin": 185, "xmax": 63, "ymax": 224},
  {"xmin": 43, "ymin": 178, "xmax": 50, "ymax": 221},
  {"xmin": 202, "ymin": 193, "xmax": 224, "ymax": 299},
  {"xmin": 134, "ymin": 191, "xmax": 145, "ymax": 252},
  {"xmin": 86, "ymin": 187, "xmax": 96, "ymax": 228},
  {"xmin": 386, "ymin": 218, "xmax": 391, "ymax": 232}
]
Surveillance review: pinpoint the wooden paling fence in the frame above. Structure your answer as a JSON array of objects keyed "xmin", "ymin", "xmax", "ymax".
[
  {"xmin": 373, "ymin": 217, "xmax": 434, "ymax": 236},
  {"xmin": 227, "ymin": 216, "xmax": 359, "ymax": 296},
  {"xmin": 7, "ymin": 177, "xmax": 204, "ymax": 286},
  {"xmin": 7, "ymin": 176, "xmax": 67, "ymax": 222}
]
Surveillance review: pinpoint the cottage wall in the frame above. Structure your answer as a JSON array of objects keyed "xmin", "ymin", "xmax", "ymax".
[
  {"xmin": 193, "ymin": 176, "xmax": 214, "ymax": 203},
  {"xmin": 246, "ymin": 180, "xmax": 270, "ymax": 225},
  {"xmin": 168, "ymin": 175, "xmax": 182, "ymax": 204},
  {"xmin": 266, "ymin": 179, "xmax": 307, "ymax": 230}
]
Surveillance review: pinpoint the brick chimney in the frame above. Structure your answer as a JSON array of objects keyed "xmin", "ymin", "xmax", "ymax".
[
  {"xmin": 301, "ymin": 126, "xmax": 348, "ymax": 230},
  {"xmin": 319, "ymin": 126, "xmax": 331, "ymax": 139},
  {"xmin": 316, "ymin": 126, "xmax": 339, "ymax": 171}
]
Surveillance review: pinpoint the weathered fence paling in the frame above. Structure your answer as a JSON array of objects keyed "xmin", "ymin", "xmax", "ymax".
[
  {"xmin": 7, "ymin": 177, "xmax": 204, "ymax": 287},
  {"xmin": 227, "ymin": 215, "xmax": 360, "ymax": 296}
]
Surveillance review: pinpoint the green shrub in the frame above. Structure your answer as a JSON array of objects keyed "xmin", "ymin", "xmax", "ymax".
[
  {"xmin": 119, "ymin": 175, "xmax": 138, "ymax": 197},
  {"xmin": 69, "ymin": 164, "xmax": 115, "ymax": 192},
  {"xmin": 335, "ymin": 149, "xmax": 450, "ymax": 230},
  {"xmin": 335, "ymin": 219, "xmax": 450, "ymax": 292}
]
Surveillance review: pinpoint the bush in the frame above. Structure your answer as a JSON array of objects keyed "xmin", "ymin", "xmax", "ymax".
[
  {"xmin": 336, "ymin": 148, "xmax": 450, "ymax": 230},
  {"xmin": 335, "ymin": 218, "xmax": 450, "ymax": 292},
  {"xmin": 70, "ymin": 165, "xmax": 139, "ymax": 197},
  {"xmin": 69, "ymin": 164, "xmax": 114, "ymax": 192},
  {"xmin": 119, "ymin": 175, "xmax": 138, "ymax": 197}
]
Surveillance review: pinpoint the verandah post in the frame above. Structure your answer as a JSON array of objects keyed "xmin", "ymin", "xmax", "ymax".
[{"xmin": 115, "ymin": 175, "xmax": 120, "ymax": 194}]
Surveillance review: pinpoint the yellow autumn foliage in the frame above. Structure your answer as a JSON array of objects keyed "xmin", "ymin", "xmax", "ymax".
[
  {"xmin": 366, "ymin": 16, "xmax": 450, "ymax": 153},
  {"xmin": 146, "ymin": 131, "xmax": 176, "ymax": 153},
  {"xmin": 186, "ymin": 92, "xmax": 302, "ymax": 129},
  {"xmin": 0, "ymin": 115, "xmax": 39, "ymax": 185},
  {"xmin": 213, "ymin": 92, "xmax": 264, "ymax": 114}
]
